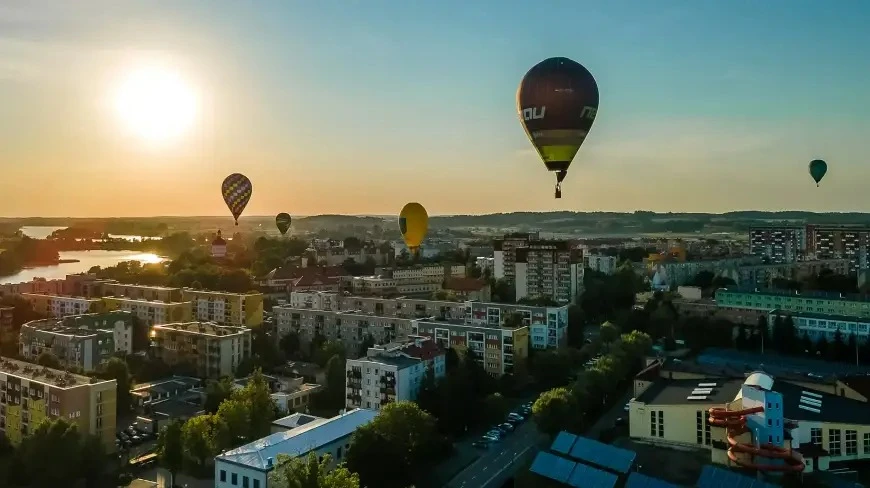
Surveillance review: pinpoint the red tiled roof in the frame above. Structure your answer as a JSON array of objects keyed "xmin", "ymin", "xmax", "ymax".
[{"xmin": 444, "ymin": 277, "xmax": 486, "ymax": 292}]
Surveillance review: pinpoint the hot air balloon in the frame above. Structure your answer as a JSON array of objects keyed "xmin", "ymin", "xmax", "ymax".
[
  {"xmin": 517, "ymin": 57, "xmax": 600, "ymax": 198},
  {"xmin": 809, "ymin": 159, "xmax": 827, "ymax": 187},
  {"xmin": 276, "ymin": 212, "xmax": 292, "ymax": 236},
  {"xmin": 221, "ymin": 173, "xmax": 253, "ymax": 226},
  {"xmin": 399, "ymin": 203, "xmax": 428, "ymax": 256}
]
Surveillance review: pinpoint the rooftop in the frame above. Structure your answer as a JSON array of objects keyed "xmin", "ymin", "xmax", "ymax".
[
  {"xmin": 716, "ymin": 286, "xmax": 870, "ymax": 303},
  {"xmin": 103, "ymin": 296, "xmax": 189, "ymax": 306},
  {"xmin": 696, "ymin": 465, "xmax": 776, "ymax": 488},
  {"xmin": 444, "ymin": 277, "xmax": 487, "ymax": 292},
  {"xmin": 182, "ymin": 288, "xmax": 262, "ymax": 297},
  {"xmin": 20, "ymin": 323, "xmax": 108, "ymax": 339},
  {"xmin": 103, "ymin": 282, "xmax": 180, "ymax": 292},
  {"xmin": 271, "ymin": 413, "xmax": 328, "ymax": 431},
  {"xmin": 770, "ymin": 308, "xmax": 870, "ymax": 324},
  {"xmin": 131, "ymin": 376, "xmax": 202, "ymax": 396},
  {"xmin": 149, "ymin": 396, "xmax": 204, "ymax": 419},
  {"xmin": 634, "ymin": 378, "xmax": 744, "ymax": 406},
  {"xmin": 529, "ymin": 451, "xmax": 618, "ymax": 488},
  {"xmin": 152, "ymin": 321, "xmax": 250, "ymax": 337},
  {"xmin": 19, "ymin": 293, "xmax": 100, "ymax": 301},
  {"xmin": 774, "ymin": 379, "xmax": 870, "ymax": 425},
  {"xmin": 0, "ymin": 356, "xmax": 105, "ymax": 388},
  {"xmin": 217, "ymin": 408, "xmax": 378, "ymax": 470},
  {"xmin": 550, "ymin": 432, "xmax": 636, "ymax": 474},
  {"xmin": 697, "ymin": 347, "xmax": 870, "ymax": 377}
]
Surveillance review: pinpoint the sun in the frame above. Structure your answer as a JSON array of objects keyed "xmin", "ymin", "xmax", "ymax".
[{"xmin": 114, "ymin": 65, "xmax": 199, "ymax": 145}]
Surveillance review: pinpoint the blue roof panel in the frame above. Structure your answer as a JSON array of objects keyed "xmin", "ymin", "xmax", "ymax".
[
  {"xmin": 566, "ymin": 435, "xmax": 637, "ymax": 474},
  {"xmin": 696, "ymin": 465, "xmax": 777, "ymax": 488},
  {"xmin": 625, "ymin": 472, "xmax": 682, "ymax": 488},
  {"xmin": 567, "ymin": 462, "xmax": 619, "ymax": 488},
  {"xmin": 551, "ymin": 431, "xmax": 578, "ymax": 454},
  {"xmin": 530, "ymin": 452, "xmax": 576, "ymax": 484}
]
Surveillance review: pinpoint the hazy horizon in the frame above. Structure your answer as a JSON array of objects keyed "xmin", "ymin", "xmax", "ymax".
[{"xmin": 2, "ymin": 1, "xmax": 869, "ymax": 217}]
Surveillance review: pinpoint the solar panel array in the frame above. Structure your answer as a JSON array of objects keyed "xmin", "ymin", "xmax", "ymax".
[
  {"xmin": 696, "ymin": 465, "xmax": 778, "ymax": 488},
  {"xmin": 625, "ymin": 472, "xmax": 682, "ymax": 488},
  {"xmin": 551, "ymin": 431, "xmax": 578, "ymax": 455},
  {"xmin": 566, "ymin": 435, "xmax": 637, "ymax": 474},
  {"xmin": 530, "ymin": 452, "xmax": 618, "ymax": 488}
]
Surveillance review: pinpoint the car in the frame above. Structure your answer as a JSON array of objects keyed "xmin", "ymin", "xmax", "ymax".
[
  {"xmin": 508, "ymin": 412, "xmax": 525, "ymax": 421},
  {"xmin": 499, "ymin": 422, "xmax": 515, "ymax": 432},
  {"xmin": 624, "ymin": 403, "xmax": 630, "ymax": 412},
  {"xmin": 482, "ymin": 433, "xmax": 501, "ymax": 442},
  {"xmin": 520, "ymin": 406, "xmax": 532, "ymax": 415},
  {"xmin": 472, "ymin": 440, "xmax": 491, "ymax": 449},
  {"xmin": 486, "ymin": 429, "xmax": 504, "ymax": 439},
  {"xmin": 131, "ymin": 435, "xmax": 142, "ymax": 445}
]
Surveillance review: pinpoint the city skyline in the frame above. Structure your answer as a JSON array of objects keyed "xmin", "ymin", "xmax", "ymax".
[{"xmin": 2, "ymin": 1, "xmax": 870, "ymax": 217}]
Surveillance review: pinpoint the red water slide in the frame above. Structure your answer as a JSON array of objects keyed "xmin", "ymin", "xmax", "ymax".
[{"xmin": 708, "ymin": 406, "xmax": 805, "ymax": 473}]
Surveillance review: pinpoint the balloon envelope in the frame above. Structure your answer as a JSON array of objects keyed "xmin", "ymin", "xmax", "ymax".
[
  {"xmin": 276, "ymin": 213, "xmax": 292, "ymax": 235},
  {"xmin": 221, "ymin": 173, "xmax": 253, "ymax": 225},
  {"xmin": 808, "ymin": 159, "xmax": 827, "ymax": 186},
  {"xmin": 399, "ymin": 203, "xmax": 428, "ymax": 252},
  {"xmin": 517, "ymin": 57, "xmax": 599, "ymax": 174}
]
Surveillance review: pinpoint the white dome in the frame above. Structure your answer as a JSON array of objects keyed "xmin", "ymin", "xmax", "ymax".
[{"xmin": 744, "ymin": 371, "xmax": 774, "ymax": 391}]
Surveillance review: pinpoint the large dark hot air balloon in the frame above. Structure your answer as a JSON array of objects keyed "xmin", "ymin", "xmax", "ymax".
[
  {"xmin": 808, "ymin": 159, "xmax": 827, "ymax": 187},
  {"xmin": 221, "ymin": 173, "xmax": 253, "ymax": 226},
  {"xmin": 276, "ymin": 212, "xmax": 292, "ymax": 236},
  {"xmin": 517, "ymin": 57, "xmax": 599, "ymax": 198}
]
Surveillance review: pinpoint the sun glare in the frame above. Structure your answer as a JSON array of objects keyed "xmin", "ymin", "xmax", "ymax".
[{"xmin": 114, "ymin": 65, "xmax": 199, "ymax": 145}]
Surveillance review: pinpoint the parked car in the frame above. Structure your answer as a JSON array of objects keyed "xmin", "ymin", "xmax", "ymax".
[
  {"xmin": 472, "ymin": 440, "xmax": 491, "ymax": 449},
  {"xmin": 499, "ymin": 423, "xmax": 515, "ymax": 432},
  {"xmin": 482, "ymin": 434, "xmax": 501, "ymax": 443}
]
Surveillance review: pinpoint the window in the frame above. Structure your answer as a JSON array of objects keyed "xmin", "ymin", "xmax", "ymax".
[
  {"xmin": 232, "ymin": 473, "xmax": 238, "ymax": 485},
  {"xmin": 829, "ymin": 429, "xmax": 842, "ymax": 456},
  {"xmin": 696, "ymin": 411, "xmax": 703, "ymax": 445},
  {"xmin": 846, "ymin": 430, "xmax": 857, "ymax": 456},
  {"xmin": 337, "ymin": 446, "xmax": 343, "ymax": 460},
  {"xmin": 863, "ymin": 433, "xmax": 870, "ymax": 453},
  {"xmin": 658, "ymin": 410, "xmax": 664, "ymax": 437},
  {"xmin": 811, "ymin": 428, "xmax": 822, "ymax": 446},
  {"xmin": 253, "ymin": 481, "xmax": 260, "ymax": 488},
  {"xmin": 220, "ymin": 470, "xmax": 226, "ymax": 482},
  {"xmin": 650, "ymin": 410, "xmax": 657, "ymax": 437},
  {"xmin": 243, "ymin": 476, "xmax": 249, "ymax": 488}
]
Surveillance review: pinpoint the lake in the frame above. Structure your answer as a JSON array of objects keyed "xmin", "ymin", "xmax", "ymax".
[
  {"xmin": 19, "ymin": 225, "xmax": 159, "ymax": 242},
  {"xmin": 0, "ymin": 250, "xmax": 167, "ymax": 284}
]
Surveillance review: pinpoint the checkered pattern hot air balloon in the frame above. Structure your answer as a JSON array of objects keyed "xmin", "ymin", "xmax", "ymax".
[{"xmin": 221, "ymin": 173, "xmax": 253, "ymax": 226}]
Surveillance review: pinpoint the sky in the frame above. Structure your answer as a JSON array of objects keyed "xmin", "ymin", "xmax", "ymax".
[{"xmin": 1, "ymin": 0, "xmax": 870, "ymax": 218}]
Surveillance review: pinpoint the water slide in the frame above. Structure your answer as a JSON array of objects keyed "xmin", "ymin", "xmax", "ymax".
[{"xmin": 708, "ymin": 406, "xmax": 805, "ymax": 473}]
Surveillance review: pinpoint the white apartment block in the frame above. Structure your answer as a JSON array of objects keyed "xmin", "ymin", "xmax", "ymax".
[
  {"xmin": 514, "ymin": 241, "xmax": 584, "ymax": 305},
  {"xmin": 289, "ymin": 291, "xmax": 341, "ymax": 311},
  {"xmin": 19, "ymin": 293, "xmax": 103, "ymax": 318},
  {"xmin": 345, "ymin": 336, "xmax": 445, "ymax": 411},
  {"xmin": 101, "ymin": 296, "xmax": 192, "ymax": 326},
  {"xmin": 281, "ymin": 292, "xmax": 569, "ymax": 349},
  {"xmin": 585, "ymin": 253, "xmax": 618, "ymax": 275}
]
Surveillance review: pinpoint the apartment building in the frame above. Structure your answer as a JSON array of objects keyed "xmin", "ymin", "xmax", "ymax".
[
  {"xmin": 151, "ymin": 322, "xmax": 252, "ymax": 378},
  {"xmin": 102, "ymin": 296, "xmax": 192, "ymax": 326},
  {"xmin": 749, "ymin": 225, "xmax": 809, "ymax": 264},
  {"xmin": 514, "ymin": 241, "xmax": 584, "ymax": 304},
  {"xmin": 715, "ymin": 288, "xmax": 870, "ymax": 319},
  {"xmin": 18, "ymin": 321, "xmax": 114, "ymax": 372},
  {"xmin": 721, "ymin": 259, "xmax": 851, "ymax": 289},
  {"xmin": 0, "ymin": 357, "xmax": 117, "ymax": 448},
  {"xmin": 181, "ymin": 289, "xmax": 264, "ymax": 327},
  {"xmin": 99, "ymin": 282, "xmax": 182, "ymax": 302},
  {"xmin": 412, "ymin": 318, "xmax": 529, "ymax": 377},
  {"xmin": 0, "ymin": 306, "xmax": 13, "ymax": 349},
  {"xmin": 345, "ymin": 336, "xmax": 445, "ymax": 411},
  {"xmin": 60, "ymin": 310, "xmax": 136, "ymax": 354},
  {"xmin": 313, "ymin": 241, "xmax": 391, "ymax": 267},
  {"xmin": 807, "ymin": 224, "xmax": 870, "ymax": 273},
  {"xmin": 767, "ymin": 309, "xmax": 870, "ymax": 345},
  {"xmin": 585, "ymin": 254, "xmax": 618, "ymax": 275},
  {"xmin": 493, "ymin": 232, "xmax": 540, "ymax": 284},
  {"xmin": 19, "ymin": 293, "xmax": 105, "ymax": 318},
  {"xmin": 285, "ymin": 291, "xmax": 568, "ymax": 349},
  {"xmin": 273, "ymin": 307, "xmax": 414, "ymax": 358},
  {"xmin": 0, "ymin": 277, "xmax": 69, "ymax": 299}
]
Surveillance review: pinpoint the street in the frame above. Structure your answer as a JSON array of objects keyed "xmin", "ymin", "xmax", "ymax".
[{"xmin": 447, "ymin": 417, "xmax": 546, "ymax": 488}]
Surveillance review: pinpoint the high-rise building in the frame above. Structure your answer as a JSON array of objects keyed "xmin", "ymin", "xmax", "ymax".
[
  {"xmin": 0, "ymin": 356, "xmax": 117, "ymax": 448},
  {"xmin": 514, "ymin": 241, "xmax": 584, "ymax": 304},
  {"xmin": 345, "ymin": 336, "xmax": 445, "ymax": 411},
  {"xmin": 749, "ymin": 225, "xmax": 808, "ymax": 264},
  {"xmin": 806, "ymin": 224, "xmax": 870, "ymax": 274},
  {"xmin": 412, "ymin": 318, "xmax": 529, "ymax": 377},
  {"xmin": 18, "ymin": 322, "xmax": 115, "ymax": 372},
  {"xmin": 151, "ymin": 322, "xmax": 252, "ymax": 378},
  {"xmin": 493, "ymin": 232, "xmax": 539, "ymax": 284},
  {"xmin": 181, "ymin": 289, "xmax": 264, "ymax": 327}
]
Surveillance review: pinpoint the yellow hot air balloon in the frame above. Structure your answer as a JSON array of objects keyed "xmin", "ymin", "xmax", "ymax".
[{"xmin": 399, "ymin": 202, "xmax": 428, "ymax": 256}]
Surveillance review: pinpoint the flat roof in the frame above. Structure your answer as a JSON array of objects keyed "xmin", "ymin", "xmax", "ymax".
[
  {"xmin": 775, "ymin": 380, "xmax": 870, "ymax": 425},
  {"xmin": 216, "ymin": 408, "xmax": 377, "ymax": 470},
  {"xmin": 152, "ymin": 322, "xmax": 249, "ymax": 337},
  {"xmin": 563, "ymin": 435, "xmax": 636, "ymax": 474},
  {"xmin": 351, "ymin": 355, "xmax": 420, "ymax": 370},
  {"xmin": 716, "ymin": 287, "xmax": 870, "ymax": 303},
  {"xmin": 697, "ymin": 347, "xmax": 870, "ymax": 377},
  {"xmin": 635, "ymin": 378, "xmax": 743, "ymax": 406},
  {"xmin": 132, "ymin": 376, "xmax": 201, "ymax": 393},
  {"xmin": 103, "ymin": 296, "xmax": 189, "ymax": 305},
  {"xmin": 271, "ymin": 413, "xmax": 327, "ymax": 430},
  {"xmin": 625, "ymin": 472, "xmax": 682, "ymax": 488},
  {"xmin": 529, "ymin": 452, "xmax": 618, "ymax": 488},
  {"xmin": 19, "ymin": 293, "xmax": 100, "ymax": 301},
  {"xmin": 149, "ymin": 397, "xmax": 203, "ymax": 419},
  {"xmin": 182, "ymin": 289, "xmax": 261, "ymax": 296},
  {"xmin": 696, "ymin": 465, "xmax": 776, "ymax": 488},
  {"xmin": 0, "ymin": 356, "xmax": 106, "ymax": 389}
]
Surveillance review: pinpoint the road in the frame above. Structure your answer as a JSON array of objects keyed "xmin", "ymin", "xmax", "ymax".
[{"xmin": 447, "ymin": 417, "xmax": 546, "ymax": 488}]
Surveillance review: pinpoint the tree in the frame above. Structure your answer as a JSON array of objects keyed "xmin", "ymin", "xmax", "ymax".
[
  {"xmin": 798, "ymin": 331, "xmax": 813, "ymax": 356},
  {"xmin": 98, "ymin": 357, "xmax": 132, "ymax": 415},
  {"xmin": 692, "ymin": 270, "xmax": 714, "ymax": 289},
  {"xmin": 567, "ymin": 305, "xmax": 586, "ymax": 347},
  {"xmin": 270, "ymin": 452, "xmax": 360, "ymax": 488},
  {"xmin": 416, "ymin": 365, "xmax": 440, "ymax": 418},
  {"xmin": 36, "ymin": 351, "xmax": 62, "ymax": 369},
  {"xmin": 532, "ymin": 387, "xmax": 577, "ymax": 436},
  {"xmin": 280, "ymin": 331, "xmax": 302, "ymax": 359},
  {"xmin": 15, "ymin": 418, "xmax": 83, "ymax": 487},
  {"xmin": 316, "ymin": 354, "xmax": 347, "ymax": 411},
  {"xmin": 182, "ymin": 414, "xmax": 225, "ymax": 470},
  {"xmin": 239, "ymin": 369, "xmax": 277, "ymax": 439},
  {"xmin": 346, "ymin": 402, "xmax": 444, "ymax": 488},
  {"xmin": 599, "ymin": 321, "xmax": 620, "ymax": 344},
  {"xmin": 529, "ymin": 350, "xmax": 573, "ymax": 389},
  {"xmin": 782, "ymin": 315, "xmax": 797, "ymax": 354},
  {"xmin": 204, "ymin": 377, "xmax": 235, "ymax": 414},
  {"xmin": 483, "ymin": 393, "xmax": 509, "ymax": 425},
  {"xmin": 217, "ymin": 398, "xmax": 251, "ymax": 447},
  {"xmin": 445, "ymin": 348, "xmax": 460, "ymax": 372},
  {"xmin": 831, "ymin": 329, "xmax": 847, "ymax": 362},
  {"xmin": 357, "ymin": 334, "xmax": 375, "ymax": 357},
  {"xmin": 735, "ymin": 323, "xmax": 749, "ymax": 350},
  {"xmin": 157, "ymin": 420, "xmax": 185, "ymax": 488}
]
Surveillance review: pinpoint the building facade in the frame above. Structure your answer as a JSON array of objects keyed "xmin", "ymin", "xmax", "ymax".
[
  {"xmin": 151, "ymin": 322, "xmax": 252, "ymax": 378},
  {"xmin": 749, "ymin": 225, "xmax": 809, "ymax": 264},
  {"xmin": 19, "ymin": 293, "xmax": 104, "ymax": 318},
  {"xmin": 18, "ymin": 322, "xmax": 115, "ymax": 372},
  {"xmin": 0, "ymin": 306, "xmax": 14, "ymax": 350},
  {"xmin": 102, "ymin": 296, "xmax": 192, "ymax": 327},
  {"xmin": 181, "ymin": 289, "xmax": 264, "ymax": 327},
  {"xmin": 514, "ymin": 241, "xmax": 583, "ymax": 304},
  {"xmin": 807, "ymin": 224, "xmax": 870, "ymax": 274},
  {"xmin": 722, "ymin": 259, "xmax": 851, "ymax": 289},
  {"xmin": 493, "ymin": 232, "xmax": 539, "ymax": 284},
  {"xmin": 585, "ymin": 254, "xmax": 618, "ymax": 275},
  {"xmin": 0, "ymin": 356, "xmax": 117, "ymax": 448},
  {"xmin": 345, "ymin": 337, "xmax": 445, "ymax": 411},
  {"xmin": 412, "ymin": 318, "xmax": 528, "ymax": 377},
  {"xmin": 715, "ymin": 288, "xmax": 870, "ymax": 319},
  {"xmin": 98, "ymin": 283, "xmax": 182, "ymax": 303},
  {"xmin": 768, "ymin": 309, "xmax": 870, "ymax": 345}
]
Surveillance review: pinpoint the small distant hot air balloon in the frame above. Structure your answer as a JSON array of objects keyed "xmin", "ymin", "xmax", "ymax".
[
  {"xmin": 221, "ymin": 173, "xmax": 253, "ymax": 226},
  {"xmin": 276, "ymin": 213, "xmax": 292, "ymax": 236},
  {"xmin": 809, "ymin": 159, "xmax": 827, "ymax": 187},
  {"xmin": 399, "ymin": 203, "xmax": 428, "ymax": 256},
  {"xmin": 517, "ymin": 57, "xmax": 599, "ymax": 198}
]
